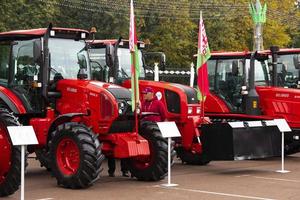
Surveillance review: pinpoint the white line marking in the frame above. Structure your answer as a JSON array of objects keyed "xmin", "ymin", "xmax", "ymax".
[
  {"xmin": 235, "ymin": 174, "xmax": 251, "ymax": 178},
  {"xmin": 253, "ymin": 176, "xmax": 300, "ymax": 183},
  {"xmin": 157, "ymin": 186, "xmax": 276, "ymax": 200}
]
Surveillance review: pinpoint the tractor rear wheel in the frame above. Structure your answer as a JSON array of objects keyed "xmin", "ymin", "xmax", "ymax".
[
  {"xmin": 176, "ymin": 147, "xmax": 210, "ymax": 165},
  {"xmin": 49, "ymin": 122, "xmax": 104, "ymax": 189},
  {"xmin": 126, "ymin": 122, "xmax": 168, "ymax": 181},
  {"xmin": 0, "ymin": 109, "xmax": 23, "ymax": 197}
]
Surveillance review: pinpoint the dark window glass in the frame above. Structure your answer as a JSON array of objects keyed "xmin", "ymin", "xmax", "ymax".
[{"xmin": 0, "ymin": 43, "xmax": 10, "ymax": 85}]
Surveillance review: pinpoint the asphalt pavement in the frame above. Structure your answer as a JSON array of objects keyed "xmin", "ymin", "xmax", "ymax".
[{"xmin": 4, "ymin": 154, "xmax": 300, "ymax": 200}]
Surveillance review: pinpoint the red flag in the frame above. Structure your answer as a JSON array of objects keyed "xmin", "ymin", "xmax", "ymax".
[{"xmin": 196, "ymin": 12, "xmax": 211, "ymax": 102}]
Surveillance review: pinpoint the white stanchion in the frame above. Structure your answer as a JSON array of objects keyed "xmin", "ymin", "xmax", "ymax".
[
  {"xmin": 157, "ymin": 122, "xmax": 181, "ymax": 187},
  {"xmin": 162, "ymin": 137, "xmax": 178, "ymax": 187},
  {"xmin": 154, "ymin": 63, "xmax": 159, "ymax": 81},
  {"xmin": 274, "ymin": 119, "xmax": 291, "ymax": 173},
  {"xmin": 21, "ymin": 145, "xmax": 25, "ymax": 200},
  {"xmin": 276, "ymin": 131, "xmax": 290, "ymax": 173},
  {"xmin": 7, "ymin": 126, "xmax": 38, "ymax": 200},
  {"xmin": 190, "ymin": 62, "xmax": 195, "ymax": 88}
]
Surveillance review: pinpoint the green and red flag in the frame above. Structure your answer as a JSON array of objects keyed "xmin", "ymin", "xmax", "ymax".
[
  {"xmin": 129, "ymin": 0, "xmax": 140, "ymax": 112},
  {"xmin": 196, "ymin": 12, "xmax": 211, "ymax": 103}
]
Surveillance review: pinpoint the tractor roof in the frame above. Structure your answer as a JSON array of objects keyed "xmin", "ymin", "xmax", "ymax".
[
  {"xmin": 0, "ymin": 27, "xmax": 89, "ymax": 40},
  {"xmin": 210, "ymin": 48, "xmax": 300, "ymax": 59},
  {"xmin": 259, "ymin": 48, "xmax": 300, "ymax": 55},
  {"xmin": 88, "ymin": 39, "xmax": 145, "ymax": 49}
]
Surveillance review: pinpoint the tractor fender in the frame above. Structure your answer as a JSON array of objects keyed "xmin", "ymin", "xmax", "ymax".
[
  {"xmin": 0, "ymin": 90, "xmax": 26, "ymax": 114},
  {"xmin": 47, "ymin": 113, "xmax": 87, "ymax": 142}
]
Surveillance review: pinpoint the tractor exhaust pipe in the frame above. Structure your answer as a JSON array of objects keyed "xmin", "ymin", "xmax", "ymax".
[
  {"xmin": 270, "ymin": 46, "xmax": 279, "ymax": 87},
  {"xmin": 245, "ymin": 52, "xmax": 261, "ymax": 115}
]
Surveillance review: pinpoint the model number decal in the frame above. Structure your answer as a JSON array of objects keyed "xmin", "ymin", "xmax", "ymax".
[
  {"xmin": 66, "ymin": 87, "xmax": 77, "ymax": 93},
  {"xmin": 276, "ymin": 93, "xmax": 289, "ymax": 98}
]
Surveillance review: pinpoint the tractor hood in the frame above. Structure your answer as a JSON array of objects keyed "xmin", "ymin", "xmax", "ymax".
[{"xmin": 56, "ymin": 79, "xmax": 131, "ymax": 100}]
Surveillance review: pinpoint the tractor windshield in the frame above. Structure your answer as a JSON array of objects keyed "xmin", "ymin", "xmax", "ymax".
[
  {"xmin": 49, "ymin": 38, "xmax": 91, "ymax": 80},
  {"xmin": 117, "ymin": 48, "xmax": 145, "ymax": 79},
  {"xmin": 275, "ymin": 54, "xmax": 299, "ymax": 88}
]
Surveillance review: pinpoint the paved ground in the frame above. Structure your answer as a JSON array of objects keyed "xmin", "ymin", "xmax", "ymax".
[{"xmin": 4, "ymin": 154, "xmax": 300, "ymax": 200}]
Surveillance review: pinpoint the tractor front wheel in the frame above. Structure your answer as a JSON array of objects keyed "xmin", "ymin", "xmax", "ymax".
[
  {"xmin": 35, "ymin": 148, "xmax": 51, "ymax": 171},
  {"xmin": 49, "ymin": 122, "xmax": 104, "ymax": 189},
  {"xmin": 126, "ymin": 122, "xmax": 168, "ymax": 181},
  {"xmin": 0, "ymin": 109, "xmax": 23, "ymax": 197}
]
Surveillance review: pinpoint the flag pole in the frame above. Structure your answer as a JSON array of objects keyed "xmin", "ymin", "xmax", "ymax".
[
  {"xmin": 130, "ymin": 0, "xmax": 139, "ymax": 134},
  {"xmin": 133, "ymin": 54, "xmax": 139, "ymax": 134},
  {"xmin": 200, "ymin": 10, "xmax": 205, "ymax": 121}
]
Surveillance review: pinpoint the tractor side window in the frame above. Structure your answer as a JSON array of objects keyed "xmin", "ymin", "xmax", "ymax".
[
  {"xmin": 245, "ymin": 59, "xmax": 269, "ymax": 86},
  {"xmin": 118, "ymin": 48, "xmax": 145, "ymax": 79},
  {"xmin": 277, "ymin": 54, "xmax": 299, "ymax": 88},
  {"xmin": 89, "ymin": 48, "xmax": 108, "ymax": 81},
  {"xmin": 215, "ymin": 59, "xmax": 244, "ymax": 111},
  {"xmin": 0, "ymin": 42, "xmax": 10, "ymax": 85},
  {"xmin": 11, "ymin": 39, "xmax": 42, "ymax": 113},
  {"xmin": 207, "ymin": 60, "xmax": 216, "ymax": 90},
  {"xmin": 12, "ymin": 39, "xmax": 40, "ymax": 86}
]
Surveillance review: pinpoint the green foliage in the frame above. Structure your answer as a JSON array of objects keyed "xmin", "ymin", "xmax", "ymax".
[{"xmin": 0, "ymin": 0, "xmax": 299, "ymax": 68}]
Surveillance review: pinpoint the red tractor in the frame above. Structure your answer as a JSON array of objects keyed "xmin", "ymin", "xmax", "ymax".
[
  {"xmin": 205, "ymin": 49, "xmax": 300, "ymax": 154},
  {"xmin": 0, "ymin": 26, "xmax": 169, "ymax": 196},
  {"xmin": 88, "ymin": 39, "xmax": 210, "ymax": 165}
]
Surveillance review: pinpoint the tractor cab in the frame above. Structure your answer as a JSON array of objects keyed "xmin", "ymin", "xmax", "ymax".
[
  {"xmin": 262, "ymin": 48, "xmax": 300, "ymax": 88},
  {"xmin": 0, "ymin": 27, "xmax": 90, "ymax": 115},
  {"xmin": 207, "ymin": 51, "xmax": 270, "ymax": 113}
]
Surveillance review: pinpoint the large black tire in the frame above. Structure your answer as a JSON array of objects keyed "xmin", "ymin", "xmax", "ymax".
[
  {"xmin": 49, "ymin": 122, "xmax": 104, "ymax": 189},
  {"xmin": 176, "ymin": 147, "xmax": 210, "ymax": 165},
  {"xmin": 0, "ymin": 109, "xmax": 23, "ymax": 197},
  {"xmin": 35, "ymin": 148, "xmax": 51, "ymax": 171},
  {"xmin": 126, "ymin": 122, "xmax": 169, "ymax": 181}
]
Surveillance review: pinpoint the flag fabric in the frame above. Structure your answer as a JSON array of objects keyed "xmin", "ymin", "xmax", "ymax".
[
  {"xmin": 196, "ymin": 12, "xmax": 211, "ymax": 102},
  {"xmin": 129, "ymin": 0, "xmax": 140, "ymax": 112}
]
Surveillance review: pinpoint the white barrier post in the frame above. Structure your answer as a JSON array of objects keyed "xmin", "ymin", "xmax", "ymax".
[
  {"xmin": 157, "ymin": 122, "xmax": 181, "ymax": 187},
  {"xmin": 8, "ymin": 126, "xmax": 38, "ymax": 200},
  {"xmin": 21, "ymin": 145, "xmax": 25, "ymax": 200},
  {"xmin": 274, "ymin": 119, "xmax": 291, "ymax": 173},
  {"xmin": 154, "ymin": 62, "xmax": 159, "ymax": 81},
  {"xmin": 190, "ymin": 62, "xmax": 195, "ymax": 87}
]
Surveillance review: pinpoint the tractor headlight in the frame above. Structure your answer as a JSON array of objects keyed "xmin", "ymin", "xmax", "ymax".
[
  {"xmin": 188, "ymin": 107, "xmax": 193, "ymax": 114},
  {"xmin": 196, "ymin": 107, "xmax": 201, "ymax": 114},
  {"xmin": 118, "ymin": 102, "xmax": 126, "ymax": 115}
]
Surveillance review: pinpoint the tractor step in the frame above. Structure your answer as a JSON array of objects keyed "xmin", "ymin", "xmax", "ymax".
[{"xmin": 201, "ymin": 123, "xmax": 281, "ymax": 161}]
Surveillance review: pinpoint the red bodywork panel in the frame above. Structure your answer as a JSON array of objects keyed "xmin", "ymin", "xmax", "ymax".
[
  {"xmin": 256, "ymin": 86, "xmax": 300, "ymax": 128},
  {"xmin": 122, "ymin": 79, "xmax": 203, "ymax": 153},
  {"xmin": 0, "ymin": 86, "xmax": 26, "ymax": 114}
]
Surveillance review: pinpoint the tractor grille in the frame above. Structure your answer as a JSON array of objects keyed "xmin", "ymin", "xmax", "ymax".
[{"xmin": 107, "ymin": 88, "xmax": 131, "ymax": 100}]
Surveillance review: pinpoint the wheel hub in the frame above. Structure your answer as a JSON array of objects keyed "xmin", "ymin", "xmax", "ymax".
[
  {"xmin": 56, "ymin": 138, "xmax": 80, "ymax": 176},
  {"xmin": 0, "ymin": 123, "xmax": 12, "ymax": 184}
]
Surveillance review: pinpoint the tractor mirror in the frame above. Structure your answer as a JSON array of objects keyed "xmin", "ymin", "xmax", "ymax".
[
  {"xmin": 293, "ymin": 55, "xmax": 300, "ymax": 69},
  {"xmin": 33, "ymin": 40, "xmax": 42, "ymax": 64},
  {"xmin": 105, "ymin": 44, "xmax": 115, "ymax": 68}
]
